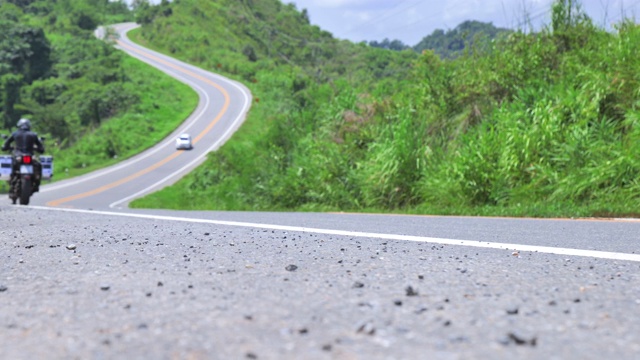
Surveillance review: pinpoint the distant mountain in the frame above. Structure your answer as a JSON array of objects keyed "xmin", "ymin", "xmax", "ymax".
[{"xmin": 413, "ymin": 20, "xmax": 511, "ymax": 58}]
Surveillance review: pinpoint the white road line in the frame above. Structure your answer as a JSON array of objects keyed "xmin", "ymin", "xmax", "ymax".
[{"xmin": 28, "ymin": 206, "xmax": 640, "ymax": 263}]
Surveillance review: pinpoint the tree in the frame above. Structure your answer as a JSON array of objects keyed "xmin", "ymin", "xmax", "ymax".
[
  {"xmin": 130, "ymin": 0, "xmax": 148, "ymax": 11},
  {"xmin": 5, "ymin": 0, "xmax": 37, "ymax": 10},
  {"xmin": 369, "ymin": 38, "xmax": 409, "ymax": 51},
  {"xmin": 0, "ymin": 17, "xmax": 52, "ymax": 128},
  {"xmin": 551, "ymin": 0, "xmax": 593, "ymax": 52},
  {"xmin": 243, "ymin": 45, "xmax": 258, "ymax": 62},
  {"xmin": 0, "ymin": 21, "xmax": 52, "ymax": 82},
  {"xmin": 134, "ymin": 0, "xmax": 157, "ymax": 25},
  {"xmin": 1, "ymin": 74, "xmax": 22, "ymax": 129}
]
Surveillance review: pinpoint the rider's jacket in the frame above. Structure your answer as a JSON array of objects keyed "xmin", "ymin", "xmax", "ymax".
[{"xmin": 2, "ymin": 129, "xmax": 45, "ymax": 155}]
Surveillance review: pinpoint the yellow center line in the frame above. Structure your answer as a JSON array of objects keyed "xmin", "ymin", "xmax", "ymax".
[{"xmin": 46, "ymin": 39, "xmax": 231, "ymax": 207}]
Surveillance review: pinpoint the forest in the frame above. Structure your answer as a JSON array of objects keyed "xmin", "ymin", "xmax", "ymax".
[
  {"xmin": 1, "ymin": 0, "xmax": 131, "ymax": 135},
  {"xmin": 0, "ymin": 0, "xmax": 195, "ymax": 178}
]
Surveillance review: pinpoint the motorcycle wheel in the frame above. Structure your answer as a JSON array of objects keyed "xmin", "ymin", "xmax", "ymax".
[
  {"xmin": 19, "ymin": 177, "xmax": 31, "ymax": 205},
  {"xmin": 8, "ymin": 179, "xmax": 17, "ymax": 204}
]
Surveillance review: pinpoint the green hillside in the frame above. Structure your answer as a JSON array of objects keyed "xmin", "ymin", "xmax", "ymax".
[{"xmin": 131, "ymin": 0, "xmax": 640, "ymax": 217}]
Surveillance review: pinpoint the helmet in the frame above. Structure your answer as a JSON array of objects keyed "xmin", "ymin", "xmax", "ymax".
[{"xmin": 17, "ymin": 118, "xmax": 31, "ymax": 130}]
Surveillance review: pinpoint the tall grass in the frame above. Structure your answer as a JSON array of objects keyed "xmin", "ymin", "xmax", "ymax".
[{"xmin": 132, "ymin": 0, "xmax": 640, "ymax": 218}]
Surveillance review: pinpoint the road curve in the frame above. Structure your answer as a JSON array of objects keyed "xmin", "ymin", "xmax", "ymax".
[{"xmin": 33, "ymin": 23, "xmax": 252, "ymax": 210}]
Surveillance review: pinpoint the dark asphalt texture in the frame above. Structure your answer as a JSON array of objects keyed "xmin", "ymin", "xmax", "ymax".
[
  {"xmin": 131, "ymin": 209, "xmax": 640, "ymax": 254},
  {"xmin": 2, "ymin": 206, "xmax": 640, "ymax": 359}
]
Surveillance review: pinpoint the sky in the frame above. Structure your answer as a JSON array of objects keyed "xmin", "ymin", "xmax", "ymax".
[
  {"xmin": 138, "ymin": 0, "xmax": 640, "ymax": 46},
  {"xmin": 286, "ymin": 0, "xmax": 640, "ymax": 45}
]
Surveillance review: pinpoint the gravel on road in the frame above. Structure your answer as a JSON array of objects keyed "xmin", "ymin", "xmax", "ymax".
[{"xmin": 1, "ymin": 206, "xmax": 640, "ymax": 359}]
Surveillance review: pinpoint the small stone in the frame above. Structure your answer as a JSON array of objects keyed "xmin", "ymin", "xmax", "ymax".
[
  {"xmin": 66, "ymin": 244, "xmax": 77, "ymax": 250},
  {"xmin": 0, "ymin": 285, "xmax": 7, "ymax": 292},
  {"xmin": 246, "ymin": 353, "xmax": 258, "ymax": 359},
  {"xmin": 285, "ymin": 265, "xmax": 298, "ymax": 272},
  {"xmin": 507, "ymin": 332, "xmax": 537, "ymax": 347},
  {"xmin": 322, "ymin": 344, "xmax": 332, "ymax": 351},
  {"xmin": 352, "ymin": 281, "xmax": 365, "ymax": 288},
  {"xmin": 506, "ymin": 307, "xmax": 519, "ymax": 315},
  {"xmin": 450, "ymin": 336, "xmax": 469, "ymax": 343},
  {"xmin": 100, "ymin": 285, "xmax": 110, "ymax": 291},
  {"xmin": 357, "ymin": 322, "xmax": 376, "ymax": 335},
  {"xmin": 406, "ymin": 286, "xmax": 419, "ymax": 297}
]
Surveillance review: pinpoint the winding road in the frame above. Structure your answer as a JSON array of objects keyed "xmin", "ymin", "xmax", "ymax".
[
  {"xmin": 2, "ymin": 23, "xmax": 640, "ymax": 360},
  {"xmin": 35, "ymin": 23, "xmax": 252, "ymax": 210}
]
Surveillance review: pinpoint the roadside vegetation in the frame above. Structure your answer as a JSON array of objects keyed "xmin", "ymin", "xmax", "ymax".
[
  {"xmin": 131, "ymin": 0, "xmax": 640, "ymax": 218},
  {"xmin": 0, "ymin": 0, "xmax": 197, "ymax": 181},
  {"xmin": 3, "ymin": 0, "xmax": 637, "ymax": 217}
]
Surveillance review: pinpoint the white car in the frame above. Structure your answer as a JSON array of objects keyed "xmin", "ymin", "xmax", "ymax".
[{"xmin": 175, "ymin": 134, "xmax": 193, "ymax": 150}]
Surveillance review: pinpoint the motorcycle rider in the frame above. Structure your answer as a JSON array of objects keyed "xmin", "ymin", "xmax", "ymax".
[{"xmin": 1, "ymin": 118, "xmax": 45, "ymax": 192}]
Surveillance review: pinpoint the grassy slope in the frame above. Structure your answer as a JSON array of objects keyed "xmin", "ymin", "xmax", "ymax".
[
  {"xmin": 130, "ymin": 0, "xmax": 640, "ymax": 218},
  {"xmin": 128, "ymin": 0, "xmax": 408, "ymax": 210}
]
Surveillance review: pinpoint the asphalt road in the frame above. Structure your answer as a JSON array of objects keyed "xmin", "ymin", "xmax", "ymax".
[{"xmin": 1, "ymin": 23, "xmax": 640, "ymax": 360}]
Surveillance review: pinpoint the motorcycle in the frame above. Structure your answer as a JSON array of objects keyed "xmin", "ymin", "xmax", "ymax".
[{"xmin": 1, "ymin": 134, "xmax": 45, "ymax": 205}]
